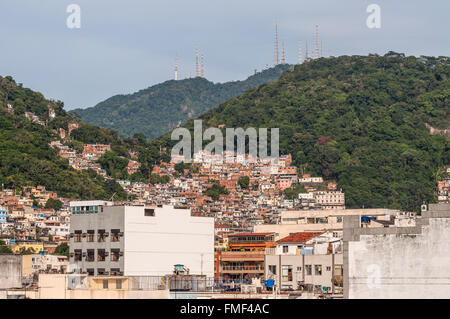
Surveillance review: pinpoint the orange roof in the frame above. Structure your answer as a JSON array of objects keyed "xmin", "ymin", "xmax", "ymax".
[{"xmin": 277, "ymin": 232, "xmax": 324, "ymax": 244}]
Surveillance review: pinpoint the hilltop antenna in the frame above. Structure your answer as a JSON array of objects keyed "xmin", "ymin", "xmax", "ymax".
[
  {"xmin": 298, "ymin": 41, "xmax": 302, "ymax": 64},
  {"xmin": 201, "ymin": 54, "xmax": 205, "ymax": 78},
  {"xmin": 281, "ymin": 41, "xmax": 286, "ymax": 64},
  {"xmin": 305, "ymin": 40, "xmax": 309, "ymax": 61},
  {"xmin": 174, "ymin": 56, "xmax": 179, "ymax": 80},
  {"xmin": 315, "ymin": 24, "xmax": 319, "ymax": 59},
  {"xmin": 321, "ymin": 40, "xmax": 323, "ymax": 58},
  {"xmin": 195, "ymin": 47, "xmax": 200, "ymax": 77},
  {"xmin": 274, "ymin": 23, "xmax": 279, "ymax": 66}
]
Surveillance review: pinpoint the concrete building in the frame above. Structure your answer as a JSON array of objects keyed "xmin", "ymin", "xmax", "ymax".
[
  {"xmin": 69, "ymin": 203, "xmax": 214, "ymax": 277},
  {"xmin": 0, "ymin": 255, "xmax": 22, "ymax": 289},
  {"xmin": 344, "ymin": 203, "xmax": 450, "ymax": 299},
  {"xmin": 265, "ymin": 232, "xmax": 343, "ymax": 294},
  {"xmin": 255, "ymin": 208, "xmax": 396, "ymax": 240},
  {"xmin": 0, "ymin": 206, "xmax": 7, "ymax": 223}
]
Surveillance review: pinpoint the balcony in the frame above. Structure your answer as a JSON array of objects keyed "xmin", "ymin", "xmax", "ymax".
[
  {"xmin": 222, "ymin": 265, "xmax": 264, "ymax": 273},
  {"xmin": 221, "ymin": 251, "xmax": 265, "ymax": 261}
]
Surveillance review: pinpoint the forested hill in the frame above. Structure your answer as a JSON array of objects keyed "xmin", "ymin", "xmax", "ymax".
[
  {"xmin": 0, "ymin": 76, "xmax": 161, "ymax": 200},
  {"xmin": 153, "ymin": 53, "xmax": 450, "ymax": 212},
  {"xmin": 71, "ymin": 64, "xmax": 291, "ymax": 140}
]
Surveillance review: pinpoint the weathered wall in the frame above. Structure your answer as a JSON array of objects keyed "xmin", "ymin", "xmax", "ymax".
[
  {"xmin": 344, "ymin": 203, "xmax": 450, "ymax": 299},
  {"xmin": 0, "ymin": 255, "xmax": 22, "ymax": 289}
]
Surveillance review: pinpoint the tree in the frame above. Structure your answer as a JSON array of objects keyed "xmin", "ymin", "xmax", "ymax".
[
  {"xmin": 54, "ymin": 242, "xmax": 69, "ymax": 258},
  {"xmin": 238, "ymin": 176, "xmax": 250, "ymax": 189},
  {"xmin": 45, "ymin": 198, "xmax": 63, "ymax": 211}
]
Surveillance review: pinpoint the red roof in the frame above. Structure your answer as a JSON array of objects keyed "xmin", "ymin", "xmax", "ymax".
[{"xmin": 277, "ymin": 232, "xmax": 324, "ymax": 244}]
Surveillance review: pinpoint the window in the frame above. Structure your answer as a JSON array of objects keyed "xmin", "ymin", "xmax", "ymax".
[
  {"xmin": 282, "ymin": 246, "xmax": 288, "ymax": 253},
  {"xmin": 111, "ymin": 268, "xmax": 121, "ymax": 276},
  {"xmin": 111, "ymin": 249, "xmax": 121, "ymax": 262},
  {"xmin": 87, "ymin": 268, "xmax": 94, "ymax": 276},
  {"xmin": 74, "ymin": 249, "xmax": 82, "ymax": 262},
  {"xmin": 97, "ymin": 229, "xmax": 106, "ymax": 242},
  {"xmin": 87, "ymin": 230, "xmax": 95, "ymax": 242},
  {"xmin": 281, "ymin": 265, "xmax": 293, "ymax": 282},
  {"xmin": 102, "ymin": 280, "xmax": 108, "ymax": 289},
  {"xmin": 111, "ymin": 229, "xmax": 121, "ymax": 242},
  {"xmin": 86, "ymin": 249, "xmax": 95, "ymax": 262},
  {"xmin": 315, "ymin": 265, "xmax": 322, "ymax": 276},
  {"xmin": 305, "ymin": 265, "xmax": 312, "ymax": 276},
  {"xmin": 296, "ymin": 266, "xmax": 302, "ymax": 271},
  {"xmin": 98, "ymin": 268, "xmax": 106, "ymax": 276},
  {"xmin": 326, "ymin": 266, "xmax": 331, "ymax": 271},
  {"xmin": 74, "ymin": 230, "xmax": 82, "ymax": 243},
  {"xmin": 116, "ymin": 279, "xmax": 122, "ymax": 289},
  {"xmin": 97, "ymin": 249, "xmax": 106, "ymax": 262},
  {"xmin": 268, "ymin": 265, "xmax": 277, "ymax": 275},
  {"xmin": 144, "ymin": 208, "xmax": 155, "ymax": 216}
]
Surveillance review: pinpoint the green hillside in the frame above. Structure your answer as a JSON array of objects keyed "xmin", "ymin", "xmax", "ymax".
[
  {"xmin": 0, "ymin": 76, "xmax": 159, "ymax": 199},
  {"xmin": 153, "ymin": 53, "xmax": 450, "ymax": 212},
  {"xmin": 71, "ymin": 64, "xmax": 291, "ymax": 140}
]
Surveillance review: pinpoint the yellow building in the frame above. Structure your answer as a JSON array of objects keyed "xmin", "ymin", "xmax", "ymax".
[{"xmin": 11, "ymin": 242, "xmax": 45, "ymax": 254}]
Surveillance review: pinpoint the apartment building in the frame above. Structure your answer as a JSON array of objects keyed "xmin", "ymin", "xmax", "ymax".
[
  {"xmin": 69, "ymin": 203, "xmax": 214, "ymax": 277},
  {"xmin": 265, "ymin": 232, "xmax": 343, "ymax": 294},
  {"xmin": 216, "ymin": 232, "xmax": 275, "ymax": 281},
  {"xmin": 314, "ymin": 190, "xmax": 345, "ymax": 210},
  {"xmin": 255, "ymin": 208, "xmax": 396, "ymax": 240}
]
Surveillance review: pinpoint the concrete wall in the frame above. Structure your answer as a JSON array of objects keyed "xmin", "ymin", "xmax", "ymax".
[
  {"xmin": 124, "ymin": 206, "xmax": 214, "ymax": 277},
  {"xmin": 0, "ymin": 255, "xmax": 22, "ymax": 289},
  {"xmin": 344, "ymin": 203, "xmax": 450, "ymax": 299},
  {"xmin": 70, "ymin": 205, "xmax": 125, "ymax": 274}
]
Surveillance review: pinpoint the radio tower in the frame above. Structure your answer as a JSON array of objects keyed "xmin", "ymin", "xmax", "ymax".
[
  {"xmin": 201, "ymin": 54, "xmax": 205, "ymax": 78},
  {"xmin": 298, "ymin": 41, "xmax": 302, "ymax": 64},
  {"xmin": 315, "ymin": 24, "xmax": 319, "ymax": 59},
  {"xmin": 174, "ymin": 56, "xmax": 179, "ymax": 80},
  {"xmin": 195, "ymin": 47, "xmax": 200, "ymax": 77},
  {"xmin": 305, "ymin": 40, "xmax": 309, "ymax": 61},
  {"xmin": 274, "ymin": 23, "xmax": 279, "ymax": 66},
  {"xmin": 281, "ymin": 41, "xmax": 286, "ymax": 64}
]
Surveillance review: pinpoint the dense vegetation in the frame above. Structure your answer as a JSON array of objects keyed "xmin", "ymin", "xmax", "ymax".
[
  {"xmin": 153, "ymin": 53, "xmax": 450, "ymax": 212},
  {"xmin": 0, "ymin": 76, "xmax": 131, "ymax": 200},
  {"xmin": 72, "ymin": 65, "xmax": 291, "ymax": 139}
]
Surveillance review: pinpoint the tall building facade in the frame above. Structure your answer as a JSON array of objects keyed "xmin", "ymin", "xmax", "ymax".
[{"xmin": 69, "ymin": 203, "xmax": 214, "ymax": 277}]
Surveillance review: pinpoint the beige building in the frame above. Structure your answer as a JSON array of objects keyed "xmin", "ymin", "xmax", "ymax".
[{"xmin": 255, "ymin": 208, "xmax": 396, "ymax": 240}]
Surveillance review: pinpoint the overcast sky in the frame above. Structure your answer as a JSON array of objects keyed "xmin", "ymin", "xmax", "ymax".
[{"xmin": 0, "ymin": 0, "xmax": 448, "ymax": 110}]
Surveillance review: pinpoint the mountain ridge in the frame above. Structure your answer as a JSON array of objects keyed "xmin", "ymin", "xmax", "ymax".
[{"xmin": 71, "ymin": 64, "xmax": 291, "ymax": 139}]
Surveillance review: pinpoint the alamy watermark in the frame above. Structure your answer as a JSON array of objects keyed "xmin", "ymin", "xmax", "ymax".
[
  {"xmin": 66, "ymin": 4, "xmax": 81, "ymax": 29},
  {"xmin": 366, "ymin": 4, "xmax": 381, "ymax": 29},
  {"xmin": 171, "ymin": 120, "xmax": 279, "ymax": 164}
]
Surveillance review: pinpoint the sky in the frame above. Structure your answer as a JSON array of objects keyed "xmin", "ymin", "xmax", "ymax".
[{"xmin": 0, "ymin": 0, "xmax": 448, "ymax": 110}]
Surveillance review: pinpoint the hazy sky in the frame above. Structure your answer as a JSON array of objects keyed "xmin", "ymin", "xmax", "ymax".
[{"xmin": 0, "ymin": 0, "xmax": 448, "ymax": 110}]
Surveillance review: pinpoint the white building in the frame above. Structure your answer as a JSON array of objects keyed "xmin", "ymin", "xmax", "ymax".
[{"xmin": 69, "ymin": 203, "xmax": 214, "ymax": 278}]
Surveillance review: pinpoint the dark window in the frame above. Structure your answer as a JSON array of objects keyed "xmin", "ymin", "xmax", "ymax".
[
  {"xmin": 74, "ymin": 230, "xmax": 82, "ymax": 243},
  {"xmin": 103, "ymin": 280, "xmax": 108, "ymax": 289},
  {"xmin": 98, "ymin": 229, "xmax": 106, "ymax": 242},
  {"xmin": 111, "ymin": 229, "xmax": 121, "ymax": 242},
  {"xmin": 97, "ymin": 268, "xmax": 106, "ymax": 276},
  {"xmin": 282, "ymin": 246, "xmax": 289, "ymax": 253},
  {"xmin": 111, "ymin": 249, "xmax": 120, "ymax": 262},
  {"xmin": 87, "ymin": 268, "xmax": 94, "ymax": 276},
  {"xmin": 116, "ymin": 280, "xmax": 122, "ymax": 289},
  {"xmin": 74, "ymin": 249, "xmax": 82, "ymax": 262},
  {"xmin": 97, "ymin": 249, "xmax": 106, "ymax": 262},
  {"xmin": 86, "ymin": 249, "xmax": 95, "ymax": 262},
  {"xmin": 144, "ymin": 208, "xmax": 155, "ymax": 216},
  {"xmin": 87, "ymin": 230, "xmax": 95, "ymax": 242}
]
